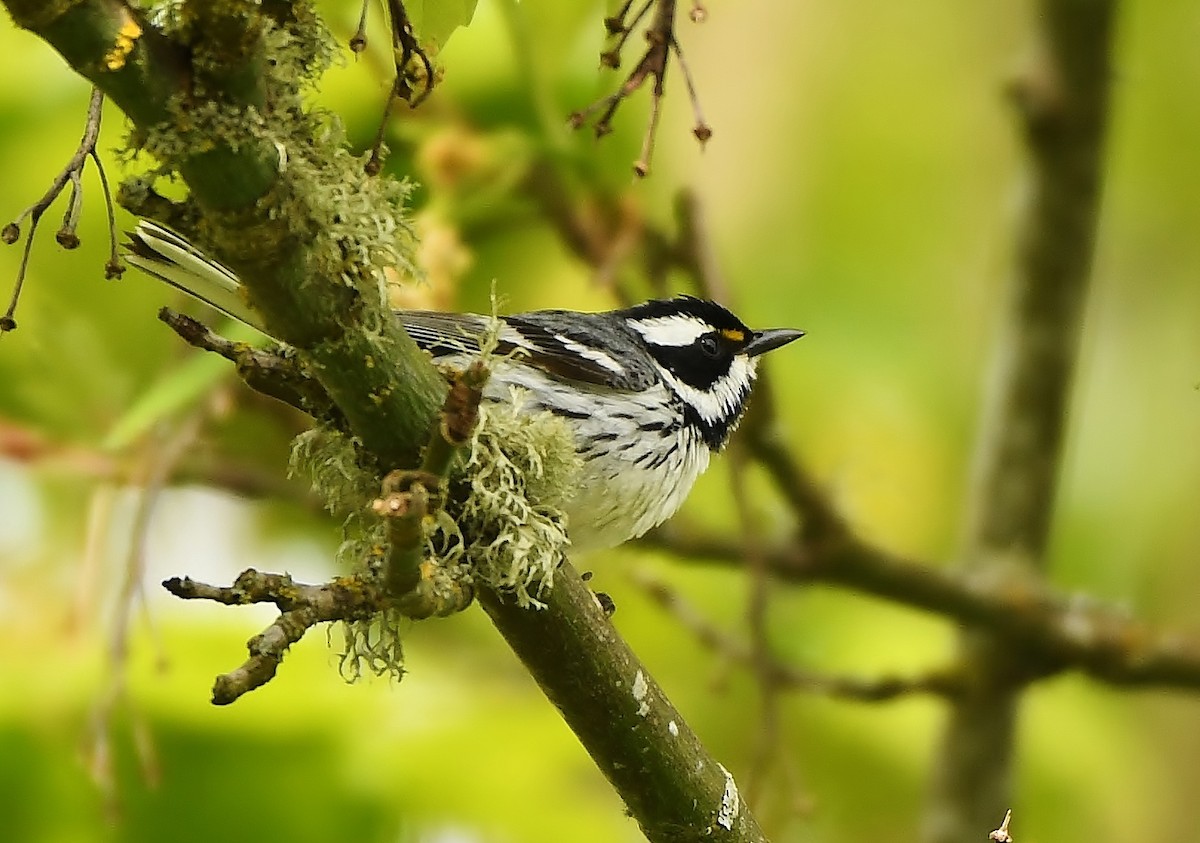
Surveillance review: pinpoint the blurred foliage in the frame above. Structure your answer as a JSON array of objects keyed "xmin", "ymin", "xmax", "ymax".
[
  {"xmin": 406, "ymin": 0, "xmax": 480, "ymax": 53},
  {"xmin": 1, "ymin": 1, "xmax": 1198, "ymax": 842}
]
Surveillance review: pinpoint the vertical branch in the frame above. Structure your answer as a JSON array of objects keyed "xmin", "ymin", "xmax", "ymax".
[{"xmin": 922, "ymin": 2, "xmax": 1116, "ymax": 841}]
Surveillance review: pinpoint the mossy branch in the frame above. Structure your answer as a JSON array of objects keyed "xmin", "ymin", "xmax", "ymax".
[
  {"xmin": 164, "ymin": 569, "xmax": 387, "ymax": 705},
  {"xmin": 5, "ymin": 0, "xmax": 447, "ymax": 468},
  {"xmin": 374, "ymin": 361, "xmax": 487, "ymax": 605}
]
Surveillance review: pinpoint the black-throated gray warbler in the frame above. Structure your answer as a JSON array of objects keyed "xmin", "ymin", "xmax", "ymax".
[{"xmin": 127, "ymin": 221, "xmax": 803, "ymax": 549}]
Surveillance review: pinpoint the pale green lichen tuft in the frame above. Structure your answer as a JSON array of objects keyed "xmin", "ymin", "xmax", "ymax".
[
  {"xmin": 287, "ymin": 388, "xmax": 581, "ymax": 680},
  {"xmin": 281, "ymin": 132, "xmax": 417, "ymax": 308},
  {"xmin": 122, "ymin": 6, "xmax": 418, "ymax": 331},
  {"xmin": 290, "ymin": 427, "xmax": 404, "ymax": 680},
  {"xmin": 289, "ymin": 322, "xmax": 581, "ymax": 678},
  {"xmin": 288, "ymin": 426, "xmax": 376, "ymax": 516},
  {"xmin": 335, "ymin": 607, "xmax": 406, "ymax": 683},
  {"xmin": 433, "ymin": 390, "xmax": 582, "ymax": 608}
]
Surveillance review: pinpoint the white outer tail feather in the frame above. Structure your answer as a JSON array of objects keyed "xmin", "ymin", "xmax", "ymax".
[{"xmin": 126, "ymin": 221, "xmax": 263, "ymax": 330}]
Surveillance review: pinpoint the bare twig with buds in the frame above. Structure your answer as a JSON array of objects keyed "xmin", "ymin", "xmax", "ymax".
[
  {"xmin": 2, "ymin": 88, "xmax": 120, "ymax": 333},
  {"xmin": 570, "ymin": 0, "xmax": 712, "ymax": 178},
  {"xmin": 361, "ymin": 0, "xmax": 438, "ymax": 175}
]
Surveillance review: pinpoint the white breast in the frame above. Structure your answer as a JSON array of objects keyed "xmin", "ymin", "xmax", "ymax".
[
  {"xmin": 443, "ymin": 357, "xmax": 713, "ymax": 553},
  {"xmin": 549, "ymin": 382, "xmax": 711, "ymax": 552},
  {"xmin": 563, "ymin": 424, "xmax": 709, "ymax": 551}
]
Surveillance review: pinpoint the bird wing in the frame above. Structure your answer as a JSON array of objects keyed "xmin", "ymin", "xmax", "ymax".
[
  {"xmin": 398, "ymin": 311, "xmax": 491, "ymax": 357},
  {"xmin": 125, "ymin": 221, "xmax": 641, "ymax": 390},
  {"xmin": 399, "ymin": 311, "xmax": 630, "ymax": 388}
]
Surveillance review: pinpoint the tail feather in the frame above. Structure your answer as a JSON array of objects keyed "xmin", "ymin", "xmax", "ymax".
[{"xmin": 126, "ymin": 221, "xmax": 263, "ymax": 330}]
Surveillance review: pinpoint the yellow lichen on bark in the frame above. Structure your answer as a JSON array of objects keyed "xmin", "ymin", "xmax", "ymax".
[{"xmin": 103, "ymin": 12, "xmax": 141, "ymax": 71}]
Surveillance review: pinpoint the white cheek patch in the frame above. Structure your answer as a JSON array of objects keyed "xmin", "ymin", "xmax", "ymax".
[
  {"xmin": 628, "ymin": 314, "xmax": 711, "ymax": 347},
  {"xmin": 657, "ymin": 356, "xmax": 758, "ymax": 424},
  {"xmin": 553, "ymin": 333, "xmax": 626, "ymax": 374}
]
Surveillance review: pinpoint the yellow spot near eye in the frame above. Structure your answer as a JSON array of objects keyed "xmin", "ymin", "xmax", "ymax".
[
  {"xmin": 104, "ymin": 15, "xmax": 142, "ymax": 72},
  {"xmin": 720, "ymin": 328, "xmax": 746, "ymax": 343}
]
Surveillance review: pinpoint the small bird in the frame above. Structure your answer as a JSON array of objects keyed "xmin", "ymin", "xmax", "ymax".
[{"xmin": 127, "ymin": 221, "xmax": 803, "ymax": 550}]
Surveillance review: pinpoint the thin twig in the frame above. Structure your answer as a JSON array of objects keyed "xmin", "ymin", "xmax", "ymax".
[
  {"xmin": 375, "ymin": 360, "xmax": 486, "ymax": 603},
  {"xmin": 365, "ymin": 0, "xmax": 436, "ymax": 174},
  {"xmin": 630, "ymin": 569, "xmax": 964, "ymax": 700},
  {"xmin": 365, "ymin": 75, "xmax": 404, "ymax": 176},
  {"xmin": 386, "ymin": 0, "xmax": 435, "ymax": 105},
  {"xmin": 602, "ymin": 0, "xmax": 653, "ymax": 67},
  {"xmin": 669, "ymin": 36, "xmax": 711, "ymax": 144},
  {"xmin": 2, "ymin": 87, "xmax": 109, "ymax": 333},
  {"xmin": 90, "ymin": 146, "xmax": 123, "ymax": 279},
  {"xmin": 571, "ymin": 0, "xmax": 709, "ymax": 177},
  {"xmin": 350, "ymin": 0, "xmax": 370, "ymax": 53},
  {"xmin": 158, "ymin": 307, "xmax": 341, "ymax": 423},
  {"xmin": 989, "ymin": 810, "xmax": 1014, "ymax": 843}
]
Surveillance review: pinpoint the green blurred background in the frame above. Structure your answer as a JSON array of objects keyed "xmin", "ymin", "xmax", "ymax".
[{"xmin": 1, "ymin": 1, "xmax": 1198, "ymax": 841}]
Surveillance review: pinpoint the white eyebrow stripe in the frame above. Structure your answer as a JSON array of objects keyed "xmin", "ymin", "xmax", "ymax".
[
  {"xmin": 553, "ymin": 333, "xmax": 626, "ymax": 373},
  {"xmin": 628, "ymin": 314, "xmax": 710, "ymax": 347}
]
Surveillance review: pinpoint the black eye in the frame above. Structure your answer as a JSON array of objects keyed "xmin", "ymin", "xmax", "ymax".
[{"xmin": 699, "ymin": 334, "xmax": 720, "ymax": 358}]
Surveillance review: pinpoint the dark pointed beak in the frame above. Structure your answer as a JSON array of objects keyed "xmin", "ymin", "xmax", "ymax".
[{"xmin": 744, "ymin": 328, "xmax": 805, "ymax": 357}]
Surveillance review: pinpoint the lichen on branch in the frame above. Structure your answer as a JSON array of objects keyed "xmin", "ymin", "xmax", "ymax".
[
  {"xmin": 3, "ymin": 0, "xmax": 448, "ymax": 467},
  {"xmin": 288, "ymin": 300, "xmax": 581, "ymax": 608},
  {"xmin": 270, "ymin": 360, "xmax": 579, "ymax": 684},
  {"xmin": 434, "ymin": 392, "xmax": 581, "ymax": 607}
]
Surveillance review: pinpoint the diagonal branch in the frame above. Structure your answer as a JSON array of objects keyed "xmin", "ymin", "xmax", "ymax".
[{"xmin": 479, "ymin": 565, "xmax": 769, "ymax": 842}]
